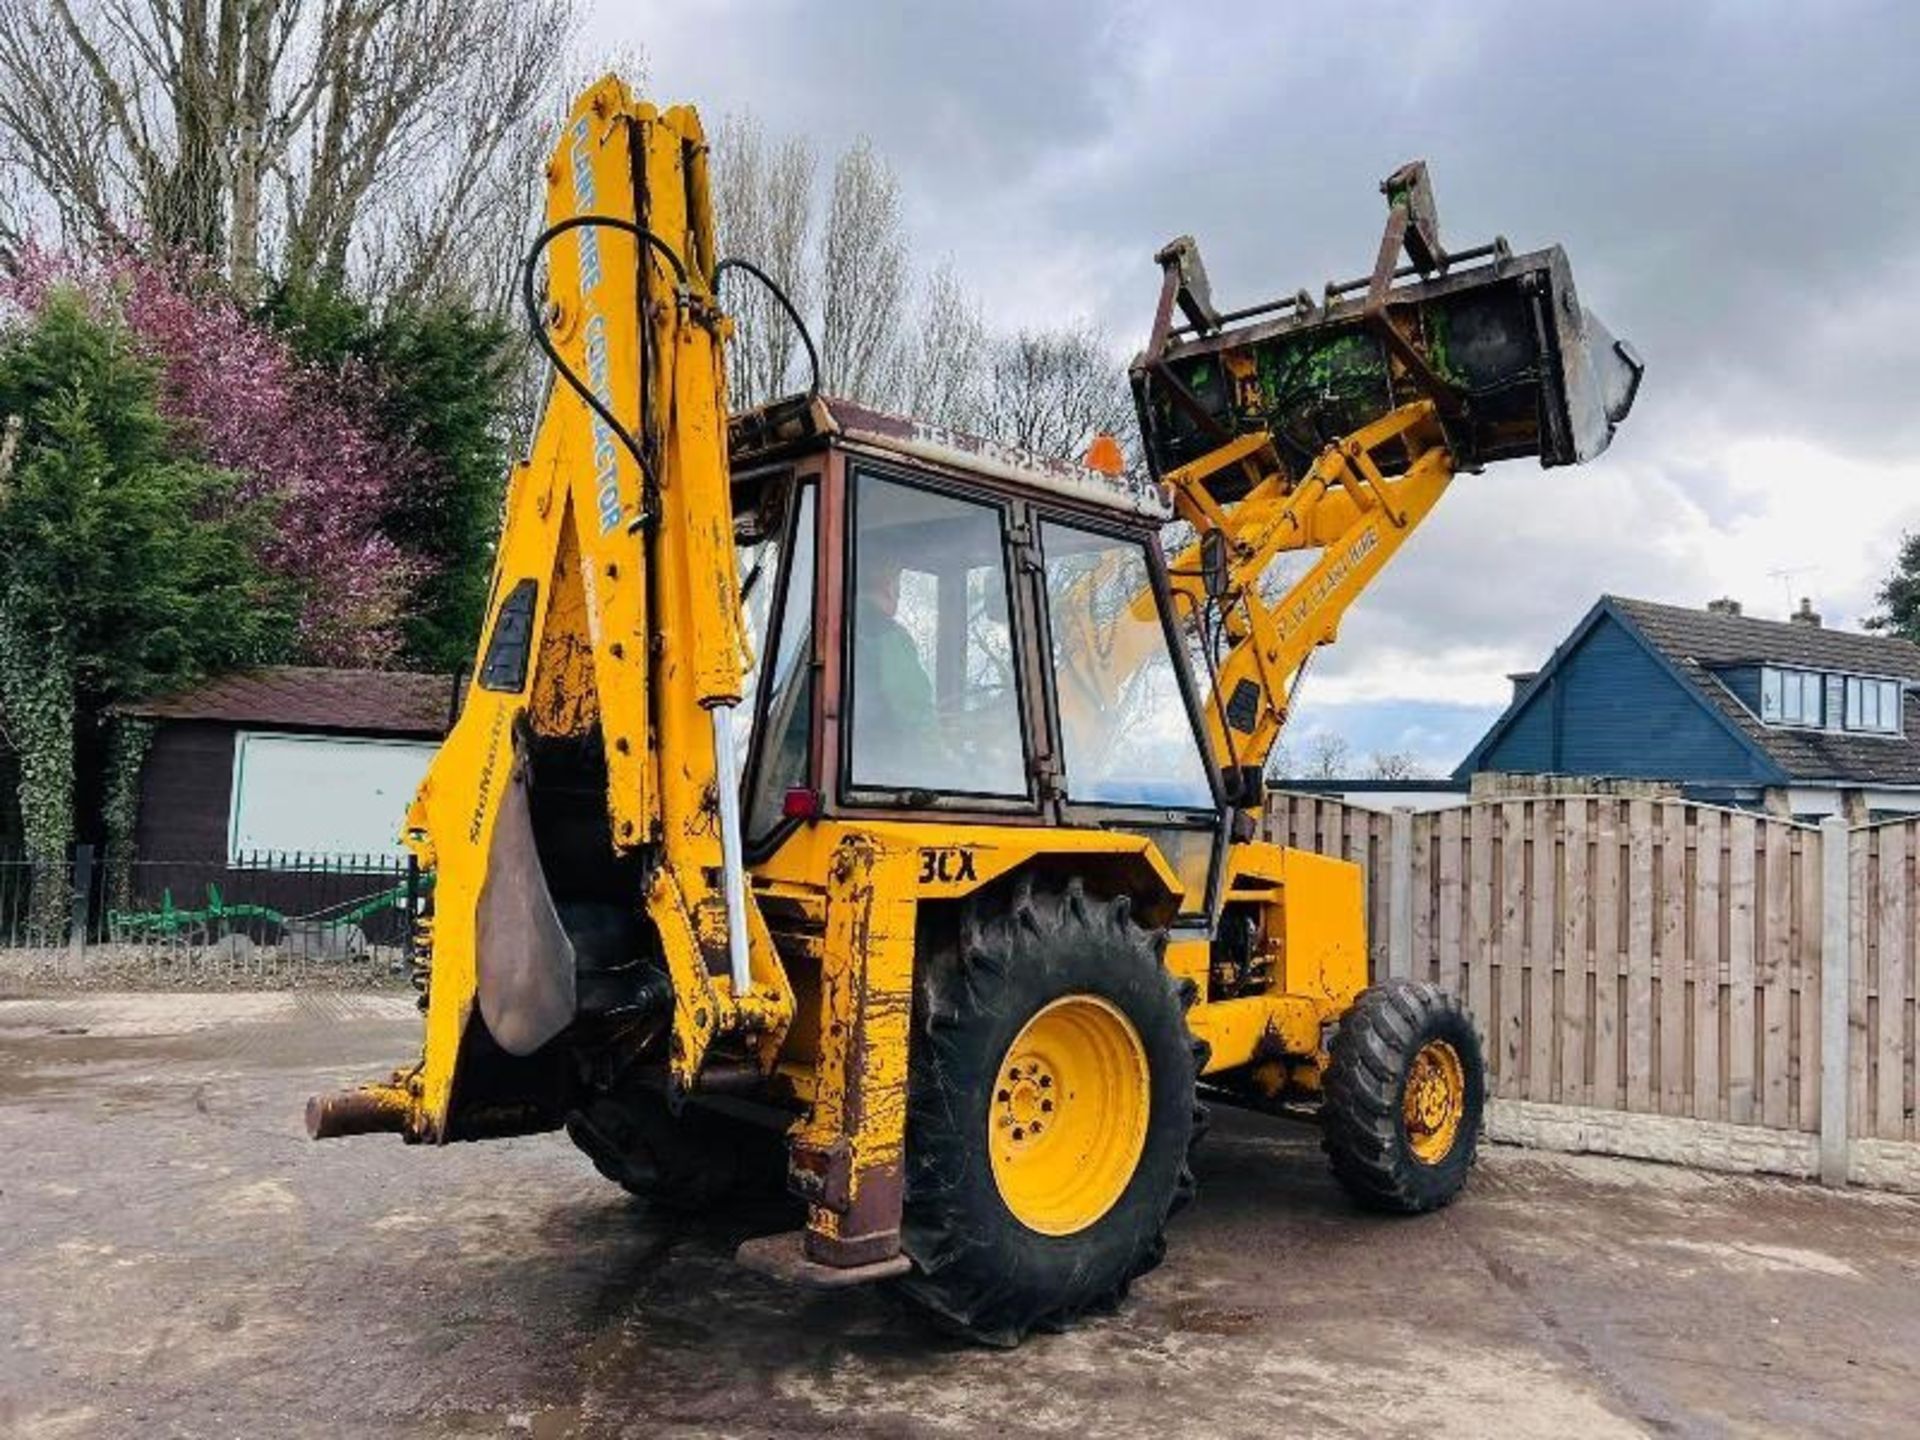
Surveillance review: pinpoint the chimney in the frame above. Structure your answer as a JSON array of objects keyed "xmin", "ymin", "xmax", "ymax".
[
  {"xmin": 1706, "ymin": 596, "xmax": 1742, "ymax": 617},
  {"xmin": 1507, "ymin": 671, "xmax": 1538, "ymax": 703},
  {"xmin": 1790, "ymin": 596, "xmax": 1822, "ymax": 628}
]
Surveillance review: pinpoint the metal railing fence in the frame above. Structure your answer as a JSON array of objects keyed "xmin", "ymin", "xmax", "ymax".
[{"xmin": 0, "ymin": 845, "xmax": 419, "ymax": 986}]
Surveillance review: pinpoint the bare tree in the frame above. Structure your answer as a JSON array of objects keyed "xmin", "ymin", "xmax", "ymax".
[
  {"xmin": 712, "ymin": 113, "xmax": 817, "ymax": 409},
  {"xmin": 816, "ymin": 136, "xmax": 906, "ymax": 408},
  {"xmin": 901, "ymin": 260, "xmax": 988, "ymax": 431},
  {"xmin": 706, "ymin": 112, "xmax": 1131, "ymax": 461},
  {"xmin": 1300, "ymin": 732, "xmax": 1352, "ymax": 780},
  {"xmin": 1366, "ymin": 749, "xmax": 1425, "ymax": 780},
  {"xmin": 0, "ymin": 0, "xmax": 577, "ymax": 304},
  {"xmin": 982, "ymin": 322, "xmax": 1131, "ymax": 463}
]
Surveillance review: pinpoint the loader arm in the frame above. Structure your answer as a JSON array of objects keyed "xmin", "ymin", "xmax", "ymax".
[
  {"xmin": 1045, "ymin": 400, "xmax": 1453, "ymax": 807},
  {"xmin": 1128, "ymin": 160, "xmax": 1640, "ymax": 808},
  {"xmin": 1161, "ymin": 399, "xmax": 1455, "ymax": 788}
]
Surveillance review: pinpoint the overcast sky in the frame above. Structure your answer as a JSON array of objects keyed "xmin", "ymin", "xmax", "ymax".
[{"xmin": 587, "ymin": 0, "xmax": 1920, "ymax": 773}]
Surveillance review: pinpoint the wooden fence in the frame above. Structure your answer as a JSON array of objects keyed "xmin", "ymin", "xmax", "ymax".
[{"xmin": 1264, "ymin": 793, "xmax": 1919, "ymax": 1162}]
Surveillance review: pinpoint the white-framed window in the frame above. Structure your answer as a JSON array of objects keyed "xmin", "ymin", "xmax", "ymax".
[
  {"xmin": 1844, "ymin": 676, "xmax": 1903, "ymax": 735},
  {"xmin": 1760, "ymin": 667, "xmax": 1823, "ymax": 726}
]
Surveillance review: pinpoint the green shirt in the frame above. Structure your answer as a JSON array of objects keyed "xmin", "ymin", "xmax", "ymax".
[{"xmin": 855, "ymin": 597, "xmax": 933, "ymax": 769}]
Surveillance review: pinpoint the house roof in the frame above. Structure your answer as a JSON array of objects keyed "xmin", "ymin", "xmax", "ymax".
[
  {"xmin": 119, "ymin": 666, "xmax": 453, "ymax": 738},
  {"xmin": 1609, "ymin": 597, "xmax": 1920, "ymax": 682},
  {"xmin": 1609, "ymin": 597, "xmax": 1920, "ymax": 786},
  {"xmin": 1460, "ymin": 595, "xmax": 1920, "ymax": 787}
]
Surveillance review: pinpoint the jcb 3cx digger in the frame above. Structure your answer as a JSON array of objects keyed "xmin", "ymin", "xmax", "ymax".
[{"xmin": 308, "ymin": 76, "xmax": 1642, "ymax": 1344}]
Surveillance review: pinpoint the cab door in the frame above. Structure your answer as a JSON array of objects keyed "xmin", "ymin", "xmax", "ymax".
[
  {"xmin": 835, "ymin": 462, "xmax": 1043, "ymax": 819},
  {"xmin": 1027, "ymin": 514, "xmax": 1226, "ymax": 919}
]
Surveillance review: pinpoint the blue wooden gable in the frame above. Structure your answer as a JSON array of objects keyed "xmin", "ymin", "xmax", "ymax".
[{"xmin": 1455, "ymin": 600, "xmax": 1785, "ymax": 785}]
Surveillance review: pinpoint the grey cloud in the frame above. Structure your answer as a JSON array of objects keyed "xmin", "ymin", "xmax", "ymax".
[
  {"xmin": 610, "ymin": 0, "xmax": 1920, "ymax": 461},
  {"xmin": 593, "ymin": 0, "xmax": 1920, "ymax": 722}
]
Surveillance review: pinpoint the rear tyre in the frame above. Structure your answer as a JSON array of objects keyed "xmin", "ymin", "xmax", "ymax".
[
  {"xmin": 898, "ymin": 877, "xmax": 1202, "ymax": 1346},
  {"xmin": 566, "ymin": 1085, "xmax": 785, "ymax": 1212},
  {"xmin": 1322, "ymin": 979, "xmax": 1484, "ymax": 1213}
]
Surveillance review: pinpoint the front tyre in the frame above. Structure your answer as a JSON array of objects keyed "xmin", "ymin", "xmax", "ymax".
[
  {"xmin": 1322, "ymin": 979, "xmax": 1484, "ymax": 1213},
  {"xmin": 898, "ymin": 878, "xmax": 1202, "ymax": 1346}
]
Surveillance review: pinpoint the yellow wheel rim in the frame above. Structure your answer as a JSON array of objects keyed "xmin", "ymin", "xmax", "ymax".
[
  {"xmin": 989, "ymin": 995, "xmax": 1151, "ymax": 1236},
  {"xmin": 1403, "ymin": 1039, "xmax": 1467, "ymax": 1164}
]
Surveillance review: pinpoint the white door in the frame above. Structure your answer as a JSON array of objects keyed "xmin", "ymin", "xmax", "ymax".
[{"xmin": 227, "ymin": 731, "xmax": 437, "ymax": 862}]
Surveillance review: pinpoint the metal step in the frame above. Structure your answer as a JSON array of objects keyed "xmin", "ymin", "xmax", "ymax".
[{"xmin": 734, "ymin": 1231, "xmax": 912, "ymax": 1288}]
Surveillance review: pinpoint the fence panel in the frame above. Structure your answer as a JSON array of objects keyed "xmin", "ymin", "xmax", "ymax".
[
  {"xmin": 1561, "ymin": 798, "xmax": 1590, "ymax": 1108},
  {"xmin": 1852, "ymin": 820, "xmax": 1919, "ymax": 1143},
  {"xmin": 1789, "ymin": 822, "xmax": 1818, "ymax": 1130},
  {"xmin": 1593, "ymin": 797, "xmax": 1623, "ymax": 1110},
  {"xmin": 1266, "ymin": 792, "xmax": 1831, "ymax": 1137}
]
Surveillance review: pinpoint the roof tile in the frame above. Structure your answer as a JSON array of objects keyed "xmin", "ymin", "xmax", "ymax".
[{"xmin": 1610, "ymin": 597, "xmax": 1920, "ymax": 786}]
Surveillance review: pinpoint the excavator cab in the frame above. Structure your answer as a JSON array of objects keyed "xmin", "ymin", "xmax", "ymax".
[{"xmin": 727, "ymin": 398, "xmax": 1224, "ymax": 913}]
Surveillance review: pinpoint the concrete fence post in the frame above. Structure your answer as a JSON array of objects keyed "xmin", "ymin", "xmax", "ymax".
[
  {"xmin": 1819, "ymin": 816, "xmax": 1851, "ymax": 1187},
  {"xmin": 1388, "ymin": 807, "xmax": 1415, "ymax": 981}
]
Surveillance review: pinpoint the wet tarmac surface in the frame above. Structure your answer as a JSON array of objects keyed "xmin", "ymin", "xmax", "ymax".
[{"xmin": 3, "ymin": 991, "xmax": 1918, "ymax": 1438}]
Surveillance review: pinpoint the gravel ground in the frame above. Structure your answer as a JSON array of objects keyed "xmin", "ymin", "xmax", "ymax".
[
  {"xmin": 3, "ymin": 990, "xmax": 1918, "ymax": 1439},
  {"xmin": 0, "ymin": 946, "xmax": 410, "ymax": 993}
]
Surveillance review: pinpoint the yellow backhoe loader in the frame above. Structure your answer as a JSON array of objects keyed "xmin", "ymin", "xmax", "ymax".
[{"xmin": 307, "ymin": 76, "xmax": 1642, "ymax": 1344}]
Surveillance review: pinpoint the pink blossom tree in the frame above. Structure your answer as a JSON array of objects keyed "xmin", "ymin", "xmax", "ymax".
[{"xmin": 2, "ymin": 246, "xmax": 417, "ymax": 665}]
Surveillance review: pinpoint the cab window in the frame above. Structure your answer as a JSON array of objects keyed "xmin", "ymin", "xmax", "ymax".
[
  {"xmin": 1039, "ymin": 521, "xmax": 1214, "ymax": 809},
  {"xmin": 742, "ymin": 484, "xmax": 816, "ymax": 842},
  {"xmin": 847, "ymin": 472, "xmax": 1026, "ymax": 797}
]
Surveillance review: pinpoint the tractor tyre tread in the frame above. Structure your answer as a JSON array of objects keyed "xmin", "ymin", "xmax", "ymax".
[
  {"xmin": 897, "ymin": 876, "xmax": 1201, "ymax": 1346},
  {"xmin": 1321, "ymin": 978, "xmax": 1484, "ymax": 1214},
  {"xmin": 565, "ymin": 1086, "xmax": 783, "ymax": 1213}
]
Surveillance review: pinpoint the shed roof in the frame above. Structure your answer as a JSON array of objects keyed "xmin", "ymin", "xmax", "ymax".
[{"xmin": 119, "ymin": 666, "xmax": 453, "ymax": 738}]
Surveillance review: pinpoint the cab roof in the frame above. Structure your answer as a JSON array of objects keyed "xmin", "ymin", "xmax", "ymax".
[{"xmin": 729, "ymin": 394, "xmax": 1173, "ymax": 524}]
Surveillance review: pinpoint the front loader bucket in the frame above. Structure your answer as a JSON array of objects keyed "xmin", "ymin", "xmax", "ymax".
[{"xmin": 1133, "ymin": 162, "xmax": 1643, "ymax": 489}]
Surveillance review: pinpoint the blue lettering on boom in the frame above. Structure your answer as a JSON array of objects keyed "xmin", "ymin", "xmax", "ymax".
[
  {"xmin": 568, "ymin": 113, "xmax": 619, "ymax": 532},
  {"xmin": 584, "ymin": 315, "xmax": 621, "ymax": 533}
]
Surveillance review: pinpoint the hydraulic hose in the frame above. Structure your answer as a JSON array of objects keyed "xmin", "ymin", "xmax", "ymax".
[
  {"xmin": 715, "ymin": 255, "xmax": 822, "ymax": 401},
  {"xmin": 519, "ymin": 214, "xmax": 691, "ymax": 517}
]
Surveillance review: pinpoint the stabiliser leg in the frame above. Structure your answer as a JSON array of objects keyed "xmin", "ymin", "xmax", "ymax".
[{"xmin": 737, "ymin": 832, "xmax": 917, "ymax": 1286}]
